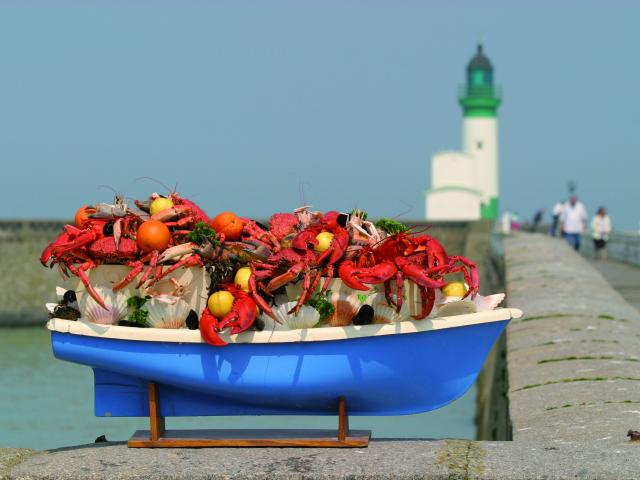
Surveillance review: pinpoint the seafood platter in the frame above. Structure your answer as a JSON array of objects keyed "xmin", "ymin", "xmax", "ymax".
[{"xmin": 42, "ymin": 191, "xmax": 521, "ymax": 447}]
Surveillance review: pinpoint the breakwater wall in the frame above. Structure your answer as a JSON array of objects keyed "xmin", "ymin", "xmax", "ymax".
[
  {"xmin": 0, "ymin": 219, "xmax": 484, "ymax": 327},
  {"xmin": 8, "ymin": 232, "xmax": 640, "ymax": 478}
]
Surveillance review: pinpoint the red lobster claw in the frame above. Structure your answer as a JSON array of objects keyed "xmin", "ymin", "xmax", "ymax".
[
  {"xmin": 338, "ymin": 260, "xmax": 369, "ymax": 290},
  {"xmin": 338, "ymin": 260, "xmax": 397, "ymax": 291},
  {"xmin": 199, "ymin": 307, "xmax": 227, "ymax": 346},
  {"xmin": 396, "ymin": 257, "xmax": 447, "ymax": 289},
  {"xmin": 218, "ymin": 293, "xmax": 258, "ymax": 335}
]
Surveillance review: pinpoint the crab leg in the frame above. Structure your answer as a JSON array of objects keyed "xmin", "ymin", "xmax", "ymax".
[
  {"xmin": 68, "ymin": 261, "xmax": 107, "ymax": 310},
  {"xmin": 248, "ymin": 274, "xmax": 277, "ymax": 321},
  {"xmin": 288, "ymin": 269, "xmax": 312, "ymax": 315},
  {"xmin": 112, "ymin": 251, "xmax": 155, "ymax": 291},
  {"xmin": 136, "ymin": 250, "xmax": 159, "ymax": 288},
  {"xmin": 149, "ymin": 253, "xmax": 203, "ymax": 285}
]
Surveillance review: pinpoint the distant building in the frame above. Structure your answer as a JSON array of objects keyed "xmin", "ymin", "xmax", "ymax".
[{"xmin": 425, "ymin": 44, "xmax": 502, "ymax": 221}]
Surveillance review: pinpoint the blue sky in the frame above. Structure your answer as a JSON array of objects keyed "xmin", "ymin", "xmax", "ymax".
[{"xmin": 1, "ymin": 1, "xmax": 638, "ymax": 229}]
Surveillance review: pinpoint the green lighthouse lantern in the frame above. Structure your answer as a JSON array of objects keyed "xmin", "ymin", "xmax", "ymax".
[{"xmin": 459, "ymin": 44, "xmax": 501, "ymax": 118}]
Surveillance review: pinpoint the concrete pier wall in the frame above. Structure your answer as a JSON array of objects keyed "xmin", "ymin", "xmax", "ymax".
[{"xmin": 6, "ymin": 232, "xmax": 640, "ymax": 478}]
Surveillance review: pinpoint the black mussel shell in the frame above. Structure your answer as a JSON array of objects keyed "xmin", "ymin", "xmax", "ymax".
[
  {"xmin": 102, "ymin": 222, "xmax": 114, "ymax": 236},
  {"xmin": 337, "ymin": 213, "xmax": 349, "ymax": 228},
  {"xmin": 118, "ymin": 320, "xmax": 141, "ymax": 327},
  {"xmin": 62, "ymin": 290, "xmax": 77, "ymax": 305},
  {"xmin": 353, "ymin": 304, "xmax": 374, "ymax": 325},
  {"xmin": 185, "ymin": 310, "xmax": 199, "ymax": 330},
  {"xmin": 253, "ymin": 317, "xmax": 265, "ymax": 331},
  {"xmin": 51, "ymin": 305, "xmax": 81, "ymax": 321}
]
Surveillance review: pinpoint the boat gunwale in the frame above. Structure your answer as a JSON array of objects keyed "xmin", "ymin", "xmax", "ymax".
[{"xmin": 47, "ymin": 308, "xmax": 521, "ymax": 344}]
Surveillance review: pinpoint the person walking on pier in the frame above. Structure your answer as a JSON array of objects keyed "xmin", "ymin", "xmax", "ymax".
[
  {"xmin": 560, "ymin": 195, "xmax": 587, "ymax": 251},
  {"xmin": 591, "ymin": 207, "xmax": 612, "ymax": 260},
  {"xmin": 550, "ymin": 200, "xmax": 564, "ymax": 237}
]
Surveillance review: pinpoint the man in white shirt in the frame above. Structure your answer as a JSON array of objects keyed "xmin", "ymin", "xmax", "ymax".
[{"xmin": 560, "ymin": 195, "xmax": 587, "ymax": 251}]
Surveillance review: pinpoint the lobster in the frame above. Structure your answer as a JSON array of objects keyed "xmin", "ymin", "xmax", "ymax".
[
  {"xmin": 199, "ymin": 287, "xmax": 259, "ymax": 346},
  {"xmin": 338, "ymin": 231, "xmax": 478, "ymax": 319}
]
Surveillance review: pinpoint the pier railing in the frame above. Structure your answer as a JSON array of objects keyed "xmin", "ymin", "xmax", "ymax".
[{"xmin": 580, "ymin": 230, "xmax": 640, "ymax": 266}]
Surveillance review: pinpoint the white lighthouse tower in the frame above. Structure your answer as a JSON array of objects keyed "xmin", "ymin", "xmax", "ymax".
[{"xmin": 425, "ymin": 44, "xmax": 502, "ymax": 221}]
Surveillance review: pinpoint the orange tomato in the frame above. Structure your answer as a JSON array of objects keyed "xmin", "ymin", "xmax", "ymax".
[
  {"xmin": 211, "ymin": 212, "xmax": 244, "ymax": 241},
  {"xmin": 136, "ymin": 221, "xmax": 171, "ymax": 253},
  {"xmin": 74, "ymin": 206, "xmax": 97, "ymax": 229}
]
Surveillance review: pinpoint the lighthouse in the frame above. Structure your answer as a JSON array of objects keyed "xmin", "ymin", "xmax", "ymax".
[{"xmin": 425, "ymin": 44, "xmax": 502, "ymax": 221}]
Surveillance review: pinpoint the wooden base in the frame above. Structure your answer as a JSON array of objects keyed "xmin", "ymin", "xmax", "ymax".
[
  {"xmin": 128, "ymin": 428, "xmax": 371, "ymax": 448},
  {"xmin": 127, "ymin": 382, "xmax": 371, "ymax": 448}
]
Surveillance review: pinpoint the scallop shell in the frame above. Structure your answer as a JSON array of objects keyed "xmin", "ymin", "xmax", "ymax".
[
  {"xmin": 78, "ymin": 286, "xmax": 128, "ymax": 325},
  {"xmin": 474, "ymin": 293, "xmax": 505, "ymax": 311},
  {"xmin": 142, "ymin": 297, "xmax": 190, "ymax": 329},
  {"xmin": 284, "ymin": 281, "xmax": 323, "ymax": 304},
  {"xmin": 55, "ymin": 286, "xmax": 67, "ymax": 302},
  {"xmin": 326, "ymin": 291, "xmax": 361, "ymax": 327},
  {"xmin": 434, "ymin": 300, "xmax": 478, "ymax": 317},
  {"xmin": 258, "ymin": 312, "xmax": 291, "ymax": 332},
  {"xmin": 261, "ymin": 302, "xmax": 320, "ymax": 330},
  {"xmin": 365, "ymin": 292, "xmax": 410, "ymax": 320},
  {"xmin": 371, "ymin": 304, "xmax": 401, "ymax": 324},
  {"xmin": 434, "ymin": 292, "xmax": 505, "ymax": 318}
]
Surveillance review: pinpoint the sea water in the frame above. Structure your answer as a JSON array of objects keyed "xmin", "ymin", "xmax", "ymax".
[{"xmin": 0, "ymin": 328, "xmax": 476, "ymax": 450}]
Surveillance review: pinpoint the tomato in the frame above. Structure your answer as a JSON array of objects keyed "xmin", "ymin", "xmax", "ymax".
[
  {"xmin": 211, "ymin": 212, "xmax": 244, "ymax": 241},
  {"xmin": 136, "ymin": 220, "xmax": 171, "ymax": 253},
  {"xmin": 74, "ymin": 206, "xmax": 97, "ymax": 229}
]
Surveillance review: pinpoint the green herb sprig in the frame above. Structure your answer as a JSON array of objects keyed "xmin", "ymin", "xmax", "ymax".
[
  {"xmin": 306, "ymin": 292, "xmax": 335, "ymax": 323},
  {"xmin": 126, "ymin": 296, "xmax": 149, "ymax": 327},
  {"xmin": 186, "ymin": 222, "xmax": 220, "ymax": 247},
  {"xmin": 374, "ymin": 218, "xmax": 408, "ymax": 235}
]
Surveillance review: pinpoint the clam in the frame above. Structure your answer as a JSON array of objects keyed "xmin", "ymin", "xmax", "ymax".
[
  {"xmin": 141, "ymin": 296, "xmax": 191, "ymax": 329},
  {"xmin": 78, "ymin": 286, "xmax": 128, "ymax": 325}
]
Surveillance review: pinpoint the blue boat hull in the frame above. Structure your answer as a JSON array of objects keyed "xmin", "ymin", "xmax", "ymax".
[{"xmin": 51, "ymin": 318, "xmax": 508, "ymax": 417}]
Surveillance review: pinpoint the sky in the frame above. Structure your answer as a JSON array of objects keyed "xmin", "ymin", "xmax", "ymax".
[{"xmin": 1, "ymin": 1, "xmax": 639, "ymax": 229}]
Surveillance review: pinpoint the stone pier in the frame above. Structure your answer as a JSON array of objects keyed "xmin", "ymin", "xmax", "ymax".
[{"xmin": 4, "ymin": 233, "xmax": 640, "ymax": 479}]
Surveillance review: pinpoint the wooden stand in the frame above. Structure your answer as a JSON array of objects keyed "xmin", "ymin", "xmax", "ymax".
[{"xmin": 128, "ymin": 382, "xmax": 371, "ymax": 448}]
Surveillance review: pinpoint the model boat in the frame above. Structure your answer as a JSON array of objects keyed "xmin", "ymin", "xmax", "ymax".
[{"xmin": 48, "ymin": 307, "xmax": 520, "ymax": 418}]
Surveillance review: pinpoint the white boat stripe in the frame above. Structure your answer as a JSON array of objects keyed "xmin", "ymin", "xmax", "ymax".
[{"xmin": 47, "ymin": 308, "xmax": 522, "ymax": 344}]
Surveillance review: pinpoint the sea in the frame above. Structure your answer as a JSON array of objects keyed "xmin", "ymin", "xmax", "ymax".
[{"xmin": 0, "ymin": 327, "xmax": 476, "ymax": 451}]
